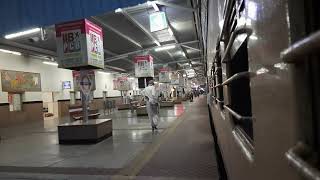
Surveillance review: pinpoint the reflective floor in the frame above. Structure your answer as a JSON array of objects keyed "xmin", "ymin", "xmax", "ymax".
[{"xmin": 0, "ymin": 103, "xmax": 188, "ymax": 170}]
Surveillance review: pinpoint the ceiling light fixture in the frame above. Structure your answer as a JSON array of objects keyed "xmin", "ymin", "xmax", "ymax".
[
  {"xmin": 155, "ymin": 45, "xmax": 175, "ymax": 51},
  {"xmin": 168, "ymin": 28, "xmax": 173, "ymax": 36},
  {"xmin": 43, "ymin": 61, "xmax": 58, "ymax": 66},
  {"xmin": 98, "ymin": 71, "xmax": 111, "ymax": 75},
  {"xmin": 147, "ymin": 1, "xmax": 159, "ymax": 11},
  {"xmin": 4, "ymin": 27, "xmax": 41, "ymax": 39},
  {"xmin": 115, "ymin": 8, "xmax": 123, "ymax": 13},
  {"xmin": 0, "ymin": 49, "xmax": 22, "ymax": 56},
  {"xmin": 154, "ymin": 40, "xmax": 161, "ymax": 46}
]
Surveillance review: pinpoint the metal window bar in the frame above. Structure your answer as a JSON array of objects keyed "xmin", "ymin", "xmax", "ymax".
[
  {"xmin": 232, "ymin": 126, "xmax": 254, "ymax": 162},
  {"xmin": 224, "ymin": 105, "xmax": 253, "ymax": 121},
  {"xmin": 221, "ymin": 27, "xmax": 253, "ymax": 63},
  {"xmin": 281, "ymin": 30, "xmax": 320, "ymax": 63},
  {"xmin": 221, "ymin": 71, "xmax": 256, "ymax": 86},
  {"xmin": 285, "ymin": 142, "xmax": 320, "ymax": 180}
]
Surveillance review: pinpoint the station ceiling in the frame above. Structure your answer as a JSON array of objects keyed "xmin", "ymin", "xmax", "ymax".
[{"xmin": 0, "ymin": 0, "xmax": 204, "ymax": 76}]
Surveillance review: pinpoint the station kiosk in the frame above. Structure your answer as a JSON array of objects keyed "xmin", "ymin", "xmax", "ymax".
[{"xmin": 55, "ymin": 19, "xmax": 112, "ymax": 144}]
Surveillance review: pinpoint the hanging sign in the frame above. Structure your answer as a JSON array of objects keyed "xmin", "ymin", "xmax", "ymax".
[
  {"xmin": 55, "ymin": 19, "xmax": 104, "ymax": 70},
  {"xmin": 72, "ymin": 70, "xmax": 96, "ymax": 91},
  {"xmin": 159, "ymin": 68, "xmax": 170, "ymax": 83},
  {"xmin": 117, "ymin": 77, "xmax": 131, "ymax": 91},
  {"xmin": 113, "ymin": 77, "xmax": 131, "ymax": 91},
  {"xmin": 170, "ymin": 71, "xmax": 180, "ymax": 85},
  {"xmin": 134, "ymin": 55, "xmax": 154, "ymax": 77}
]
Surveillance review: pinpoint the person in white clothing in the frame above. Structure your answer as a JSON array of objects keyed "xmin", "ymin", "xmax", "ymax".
[{"xmin": 141, "ymin": 80, "xmax": 159, "ymax": 131}]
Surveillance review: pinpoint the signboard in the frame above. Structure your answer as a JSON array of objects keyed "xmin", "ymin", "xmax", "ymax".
[
  {"xmin": 1, "ymin": 70, "xmax": 41, "ymax": 92},
  {"xmin": 134, "ymin": 55, "xmax": 154, "ymax": 77},
  {"xmin": 170, "ymin": 71, "xmax": 180, "ymax": 85},
  {"xmin": 159, "ymin": 68, "xmax": 170, "ymax": 83},
  {"xmin": 72, "ymin": 70, "xmax": 96, "ymax": 91},
  {"xmin": 55, "ymin": 19, "xmax": 104, "ymax": 70},
  {"xmin": 113, "ymin": 77, "xmax": 131, "ymax": 91},
  {"xmin": 149, "ymin": 12, "xmax": 168, "ymax": 32}
]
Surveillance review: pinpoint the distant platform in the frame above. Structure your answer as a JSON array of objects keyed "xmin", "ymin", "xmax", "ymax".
[{"xmin": 58, "ymin": 119, "xmax": 112, "ymax": 144}]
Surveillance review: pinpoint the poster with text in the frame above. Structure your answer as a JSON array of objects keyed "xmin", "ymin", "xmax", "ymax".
[
  {"xmin": 56, "ymin": 19, "xmax": 104, "ymax": 69},
  {"xmin": 72, "ymin": 70, "xmax": 96, "ymax": 91},
  {"xmin": 159, "ymin": 68, "xmax": 170, "ymax": 83},
  {"xmin": 134, "ymin": 55, "xmax": 154, "ymax": 77}
]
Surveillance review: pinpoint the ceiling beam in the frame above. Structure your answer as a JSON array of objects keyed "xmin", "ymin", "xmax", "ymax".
[
  {"xmin": 181, "ymin": 44, "xmax": 201, "ymax": 51},
  {"xmin": 105, "ymin": 40, "xmax": 199, "ymax": 62},
  {"xmin": 154, "ymin": 57, "xmax": 202, "ymax": 65},
  {"xmin": 119, "ymin": 9, "xmax": 161, "ymax": 47},
  {"xmin": 0, "ymin": 38, "xmax": 56, "ymax": 57},
  {"xmin": 91, "ymin": 17, "xmax": 143, "ymax": 49},
  {"xmin": 104, "ymin": 49, "xmax": 134, "ymax": 64},
  {"xmin": 154, "ymin": 1, "xmax": 196, "ymax": 12},
  {"xmin": 104, "ymin": 64, "xmax": 127, "ymax": 72}
]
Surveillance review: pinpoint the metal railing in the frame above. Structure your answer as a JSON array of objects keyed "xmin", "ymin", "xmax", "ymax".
[
  {"xmin": 281, "ymin": 30, "xmax": 320, "ymax": 63},
  {"xmin": 224, "ymin": 105, "xmax": 254, "ymax": 121},
  {"xmin": 221, "ymin": 71, "xmax": 256, "ymax": 86},
  {"xmin": 232, "ymin": 127, "xmax": 254, "ymax": 162},
  {"xmin": 222, "ymin": 27, "xmax": 253, "ymax": 63}
]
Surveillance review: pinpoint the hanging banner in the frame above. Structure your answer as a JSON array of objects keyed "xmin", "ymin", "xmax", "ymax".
[
  {"xmin": 72, "ymin": 70, "xmax": 96, "ymax": 91},
  {"xmin": 170, "ymin": 71, "xmax": 180, "ymax": 85},
  {"xmin": 55, "ymin": 19, "xmax": 104, "ymax": 70},
  {"xmin": 159, "ymin": 68, "xmax": 170, "ymax": 83},
  {"xmin": 134, "ymin": 55, "xmax": 154, "ymax": 77}
]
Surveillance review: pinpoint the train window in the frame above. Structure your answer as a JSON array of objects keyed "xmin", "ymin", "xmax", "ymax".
[{"xmin": 227, "ymin": 40, "xmax": 253, "ymax": 140}]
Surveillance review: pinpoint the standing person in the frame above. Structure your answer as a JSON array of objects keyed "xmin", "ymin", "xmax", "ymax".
[
  {"xmin": 129, "ymin": 92, "xmax": 134, "ymax": 112},
  {"xmin": 141, "ymin": 80, "xmax": 159, "ymax": 131}
]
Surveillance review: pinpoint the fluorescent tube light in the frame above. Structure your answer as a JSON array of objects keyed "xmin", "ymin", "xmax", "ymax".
[
  {"xmin": 155, "ymin": 45, "xmax": 175, "ymax": 51},
  {"xmin": 43, "ymin": 61, "xmax": 58, "ymax": 66},
  {"xmin": 168, "ymin": 28, "xmax": 173, "ymax": 36},
  {"xmin": 98, "ymin": 71, "xmax": 111, "ymax": 75},
  {"xmin": 0, "ymin": 49, "xmax": 21, "ymax": 56},
  {"xmin": 115, "ymin": 8, "xmax": 122, "ymax": 13},
  {"xmin": 5, "ymin": 28, "xmax": 41, "ymax": 39},
  {"xmin": 154, "ymin": 40, "xmax": 161, "ymax": 46}
]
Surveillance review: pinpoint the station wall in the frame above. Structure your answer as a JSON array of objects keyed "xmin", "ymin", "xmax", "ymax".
[{"xmin": 0, "ymin": 51, "xmax": 121, "ymax": 104}]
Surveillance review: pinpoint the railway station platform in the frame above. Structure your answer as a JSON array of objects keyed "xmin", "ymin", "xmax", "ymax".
[{"xmin": 0, "ymin": 96, "xmax": 219, "ymax": 180}]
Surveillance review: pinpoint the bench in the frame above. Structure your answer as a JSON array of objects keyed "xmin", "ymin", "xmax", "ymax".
[{"xmin": 69, "ymin": 105, "xmax": 100, "ymax": 121}]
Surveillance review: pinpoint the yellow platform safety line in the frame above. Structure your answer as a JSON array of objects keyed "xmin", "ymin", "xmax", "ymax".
[{"xmin": 111, "ymin": 104, "xmax": 190, "ymax": 180}]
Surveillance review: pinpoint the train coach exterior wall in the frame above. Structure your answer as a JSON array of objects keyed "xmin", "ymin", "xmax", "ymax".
[{"xmin": 206, "ymin": 0, "xmax": 304, "ymax": 179}]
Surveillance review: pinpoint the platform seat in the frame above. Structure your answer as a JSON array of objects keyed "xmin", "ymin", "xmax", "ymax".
[
  {"xmin": 117, "ymin": 103, "xmax": 130, "ymax": 110},
  {"xmin": 136, "ymin": 106, "xmax": 148, "ymax": 116},
  {"xmin": 160, "ymin": 101, "xmax": 174, "ymax": 107}
]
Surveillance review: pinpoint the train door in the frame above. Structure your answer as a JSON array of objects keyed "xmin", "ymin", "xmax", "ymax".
[{"xmin": 283, "ymin": 0, "xmax": 320, "ymax": 179}]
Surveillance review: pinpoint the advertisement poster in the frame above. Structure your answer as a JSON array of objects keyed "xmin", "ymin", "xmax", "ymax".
[
  {"xmin": 72, "ymin": 70, "xmax": 96, "ymax": 91},
  {"xmin": 113, "ymin": 77, "xmax": 131, "ymax": 91},
  {"xmin": 159, "ymin": 68, "xmax": 170, "ymax": 83},
  {"xmin": 134, "ymin": 55, "xmax": 154, "ymax": 77},
  {"xmin": 1, "ymin": 70, "xmax": 41, "ymax": 92},
  {"xmin": 170, "ymin": 71, "xmax": 180, "ymax": 85},
  {"xmin": 55, "ymin": 19, "xmax": 104, "ymax": 69}
]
